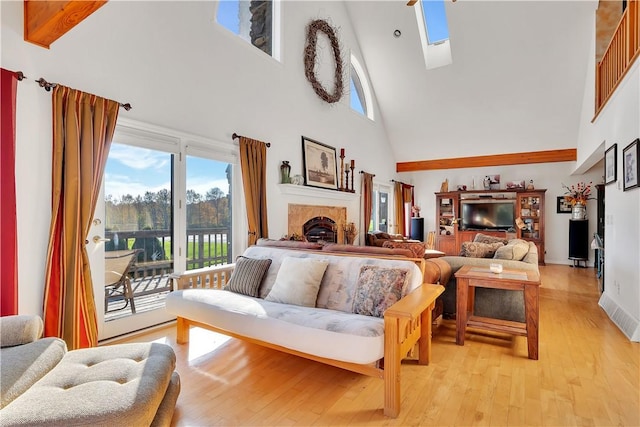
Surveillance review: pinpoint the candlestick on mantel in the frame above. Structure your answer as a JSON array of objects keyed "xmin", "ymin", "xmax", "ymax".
[
  {"xmin": 349, "ymin": 162, "xmax": 355, "ymax": 193},
  {"xmin": 339, "ymin": 150, "xmax": 345, "ymax": 191},
  {"xmin": 345, "ymin": 168, "xmax": 350, "ymax": 193}
]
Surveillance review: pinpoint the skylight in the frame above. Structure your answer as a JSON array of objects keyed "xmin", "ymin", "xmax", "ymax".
[
  {"xmin": 415, "ymin": 0, "xmax": 452, "ymax": 69},
  {"xmin": 422, "ymin": 0, "xmax": 449, "ymax": 44}
]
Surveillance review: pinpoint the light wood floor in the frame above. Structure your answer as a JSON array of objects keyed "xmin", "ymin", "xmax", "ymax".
[{"xmin": 114, "ymin": 265, "xmax": 640, "ymax": 426}]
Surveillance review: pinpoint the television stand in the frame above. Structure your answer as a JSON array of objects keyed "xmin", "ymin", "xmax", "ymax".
[{"xmin": 435, "ymin": 189, "xmax": 546, "ymax": 264}]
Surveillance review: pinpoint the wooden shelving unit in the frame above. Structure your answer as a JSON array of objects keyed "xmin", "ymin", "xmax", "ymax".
[
  {"xmin": 434, "ymin": 189, "xmax": 546, "ymax": 263},
  {"xmin": 516, "ymin": 190, "xmax": 546, "ymax": 264},
  {"xmin": 435, "ymin": 192, "xmax": 459, "ymax": 255}
]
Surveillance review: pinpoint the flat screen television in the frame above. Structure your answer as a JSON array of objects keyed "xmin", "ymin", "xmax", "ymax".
[{"xmin": 461, "ymin": 200, "xmax": 515, "ymax": 230}]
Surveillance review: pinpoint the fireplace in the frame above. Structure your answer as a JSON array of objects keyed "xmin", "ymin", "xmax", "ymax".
[
  {"xmin": 288, "ymin": 204, "xmax": 347, "ymax": 244},
  {"xmin": 303, "ymin": 217, "xmax": 337, "ymax": 243}
]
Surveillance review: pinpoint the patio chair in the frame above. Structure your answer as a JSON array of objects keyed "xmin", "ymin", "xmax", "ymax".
[{"xmin": 105, "ymin": 249, "xmax": 140, "ymax": 314}]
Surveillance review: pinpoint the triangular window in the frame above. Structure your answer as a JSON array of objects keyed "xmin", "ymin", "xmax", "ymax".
[{"xmin": 216, "ymin": 0, "xmax": 280, "ymax": 60}]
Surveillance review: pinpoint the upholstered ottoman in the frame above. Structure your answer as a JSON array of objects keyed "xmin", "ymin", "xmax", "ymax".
[{"xmin": 1, "ymin": 342, "xmax": 180, "ymax": 427}]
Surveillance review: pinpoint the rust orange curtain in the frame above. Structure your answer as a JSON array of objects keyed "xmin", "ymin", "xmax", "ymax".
[
  {"xmin": 0, "ymin": 68, "xmax": 19, "ymax": 316},
  {"xmin": 238, "ymin": 136, "xmax": 269, "ymax": 246},
  {"xmin": 393, "ymin": 181, "xmax": 414, "ymax": 237},
  {"xmin": 393, "ymin": 181, "xmax": 405, "ymax": 236},
  {"xmin": 361, "ymin": 172, "xmax": 374, "ymax": 244},
  {"xmin": 43, "ymin": 86, "xmax": 119, "ymax": 349}
]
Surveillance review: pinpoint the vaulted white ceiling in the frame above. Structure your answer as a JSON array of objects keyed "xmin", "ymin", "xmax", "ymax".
[{"xmin": 345, "ymin": 0, "xmax": 597, "ymax": 163}]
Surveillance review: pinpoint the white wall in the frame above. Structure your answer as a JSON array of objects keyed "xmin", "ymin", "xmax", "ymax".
[
  {"xmin": 407, "ymin": 162, "xmax": 604, "ymax": 266},
  {"xmin": 576, "ymin": 16, "xmax": 640, "ymax": 340},
  {"xmin": 1, "ymin": 1, "xmax": 398, "ymax": 316}
]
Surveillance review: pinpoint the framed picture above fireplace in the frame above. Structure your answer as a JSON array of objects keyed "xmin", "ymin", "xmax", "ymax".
[{"xmin": 302, "ymin": 136, "xmax": 338, "ymax": 190}]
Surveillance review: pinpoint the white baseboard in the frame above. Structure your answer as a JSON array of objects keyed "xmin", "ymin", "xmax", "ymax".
[
  {"xmin": 599, "ymin": 293, "xmax": 640, "ymax": 342},
  {"xmin": 544, "ymin": 258, "xmax": 594, "ymax": 267}
]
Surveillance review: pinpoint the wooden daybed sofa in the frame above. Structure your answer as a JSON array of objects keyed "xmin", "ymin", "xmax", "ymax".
[{"xmin": 166, "ymin": 243, "xmax": 444, "ymax": 417}]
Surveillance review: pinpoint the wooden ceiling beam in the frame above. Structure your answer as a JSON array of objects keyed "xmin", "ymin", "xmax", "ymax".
[
  {"xmin": 396, "ymin": 148, "xmax": 577, "ymax": 172},
  {"xmin": 24, "ymin": 0, "xmax": 107, "ymax": 49}
]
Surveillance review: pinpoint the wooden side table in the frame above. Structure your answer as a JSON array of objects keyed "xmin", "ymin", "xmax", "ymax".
[{"xmin": 454, "ymin": 265, "xmax": 541, "ymax": 359}]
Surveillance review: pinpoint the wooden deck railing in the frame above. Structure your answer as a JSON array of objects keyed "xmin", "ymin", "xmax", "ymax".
[
  {"xmin": 595, "ymin": 0, "xmax": 640, "ymax": 118},
  {"xmin": 105, "ymin": 227, "xmax": 232, "ymax": 270}
]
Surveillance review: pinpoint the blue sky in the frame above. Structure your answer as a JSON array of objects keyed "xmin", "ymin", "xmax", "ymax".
[
  {"xmin": 105, "ymin": 144, "xmax": 230, "ymax": 202},
  {"xmin": 422, "ymin": 0, "xmax": 449, "ymax": 44},
  {"xmin": 217, "ymin": 1, "xmax": 240, "ymax": 34}
]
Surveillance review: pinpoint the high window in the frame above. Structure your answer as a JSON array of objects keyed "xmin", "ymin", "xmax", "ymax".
[
  {"xmin": 350, "ymin": 55, "xmax": 374, "ymax": 120},
  {"xmin": 216, "ymin": 0, "xmax": 281, "ymax": 60},
  {"xmin": 415, "ymin": 0, "xmax": 452, "ymax": 69}
]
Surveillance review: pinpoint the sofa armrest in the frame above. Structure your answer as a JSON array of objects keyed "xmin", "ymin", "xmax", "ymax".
[
  {"xmin": 384, "ymin": 283, "xmax": 444, "ymax": 361},
  {"xmin": 382, "ymin": 283, "xmax": 444, "ymax": 417},
  {"xmin": 385, "ymin": 283, "xmax": 445, "ymax": 321},
  {"xmin": 170, "ymin": 263, "xmax": 236, "ymax": 290},
  {"xmin": 0, "ymin": 315, "xmax": 43, "ymax": 348}
]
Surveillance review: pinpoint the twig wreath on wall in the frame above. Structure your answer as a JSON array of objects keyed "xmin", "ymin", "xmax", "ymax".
[{"xmin": 304, "ymin": 19, "xmax": 344, "ymax": 103}]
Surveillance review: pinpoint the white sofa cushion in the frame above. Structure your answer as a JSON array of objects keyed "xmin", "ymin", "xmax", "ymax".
[
  {"xmin": 265, "ymin": 257, "xmax": 328, "ymax": 307},
  {"xmin": 166, "ymin": 289, "xmax": 385, "ymax": 364}
]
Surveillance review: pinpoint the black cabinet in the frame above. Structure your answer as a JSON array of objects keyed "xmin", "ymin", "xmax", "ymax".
[
  {"xmin": 569, "ymin": 219, "xmax": 589, "ymax": 267},
  {"xmin": 410, "ymin": 217, "xmax": 424, "ymax": 241}
]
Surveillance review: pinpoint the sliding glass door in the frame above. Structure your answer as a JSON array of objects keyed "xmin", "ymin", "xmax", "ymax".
[
  {"xmin": 91, "ymin": 122, "xmax": 235, "ymax": 341},
  {"xmin": 95, "ymin": 142, "xmax": 176, "ymax": 340}
]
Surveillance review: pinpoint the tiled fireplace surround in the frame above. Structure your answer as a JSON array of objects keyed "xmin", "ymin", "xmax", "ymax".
[{"xmin": 287, "ymin": 204, "xmax": 347, "ymax": 244}]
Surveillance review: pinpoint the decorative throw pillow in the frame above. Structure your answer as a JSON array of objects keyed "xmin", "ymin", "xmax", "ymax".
[
  {"xmin": 265, "ymin": 257, "xmax": 329, "ymax": 307},
  {"xmin": 494, "ymin": 240, "xmax": 530, "ymax": 261},
  {"xmin": 352, "ymin": 266, "xmax": 410, "ymax": 318},
  {"xmin": 459, "ymin": 241, "xmax": 504, "ymax": 258},
  {"xmin": 382, "ymin": 241, "xmax": 426, "ymax": 258},
  {"xmin": 473, "ymin": 233, "xmax": 508, "ymax": 245},
  {"xmin": 225, "ymin": 256, "xmax": 272, "ymax": 297}
]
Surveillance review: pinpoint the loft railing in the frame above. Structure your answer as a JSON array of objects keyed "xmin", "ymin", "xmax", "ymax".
[{"xmin": 595, "ymin": 0, "xmax": 640, "ymax": 118}]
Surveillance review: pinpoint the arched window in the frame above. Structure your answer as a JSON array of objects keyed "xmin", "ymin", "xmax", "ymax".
[{"xmin": 350, "ymin": 55, "xmax": 374, "ymax": 120}]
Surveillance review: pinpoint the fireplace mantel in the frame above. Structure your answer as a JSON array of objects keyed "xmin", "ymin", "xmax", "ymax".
[{"xmin": 277, "ymin": 184, "xmax": 359, "ymax": 201}]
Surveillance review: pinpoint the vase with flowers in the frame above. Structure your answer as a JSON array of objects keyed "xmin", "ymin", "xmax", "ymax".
[{"xmin": 562, "ymin": 181, "xmax": 594, "ymax": 220}]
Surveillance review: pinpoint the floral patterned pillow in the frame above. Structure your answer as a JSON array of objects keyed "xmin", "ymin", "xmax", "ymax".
[
  {"xmin": 352, "ymin": 266, "xmax": 410, "ymax": 318},
  {"xmin": 473, "ymin": 233, "xmax": 508, "ymax": 245},
  {"xmin": 459, "ymin": 241, "xmax": 504, "ymax": 258},
  {"xmin": 382, "ymin": 241, "xmax": 426, "ymax": 258}
]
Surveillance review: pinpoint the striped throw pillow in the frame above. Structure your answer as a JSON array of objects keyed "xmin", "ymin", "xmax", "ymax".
[{"xmin": 226, "ymin": 256, "xmax": 272, "ymax": 297}]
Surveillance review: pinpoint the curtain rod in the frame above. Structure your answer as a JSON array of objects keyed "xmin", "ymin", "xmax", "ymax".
[
  {"xmin": 35, "ymin": 77, "xmax": 132, "ymax": 111},
  {"xmin": 390, "ymin": 179, "xmax": 414, "ymax": 188},
  {"xmin": 232, "ymin": 132, "xmax": 271, "ymax": 147},
  {"xmin": 359, "ymin": 171, "xmax": 375, "ymax": 176}
]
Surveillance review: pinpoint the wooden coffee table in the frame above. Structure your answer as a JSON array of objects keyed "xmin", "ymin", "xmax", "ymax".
[{"xmin": 454, "ymin": 264, "xmax": 541, "ymax": 359}]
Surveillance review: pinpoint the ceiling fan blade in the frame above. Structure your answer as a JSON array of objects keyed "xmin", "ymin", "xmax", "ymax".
[{"xmin": 407, "ymin": 0, "xmax": 418, "ymax": 6}]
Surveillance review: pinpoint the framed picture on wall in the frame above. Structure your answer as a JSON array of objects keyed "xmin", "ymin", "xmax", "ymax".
[
  {"xmin": 623, "ymin": 138, "xmax": 639, "ymax": 191},
  {"xmin": 557, "ymin": 196, "xmax": 572, "ymax": 214},
  {"xmin": 301, "ymin": 136, "xmax": 338, "ymax": 190},
  {"xmin": 604, "ymin": 143, "xmax": 617, "ymax": 185}
]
